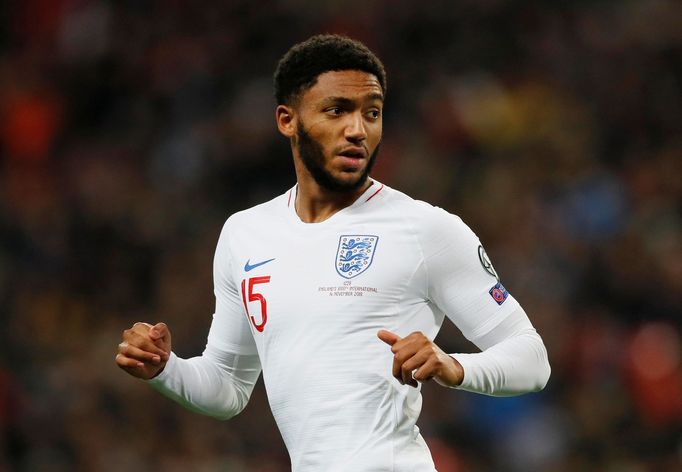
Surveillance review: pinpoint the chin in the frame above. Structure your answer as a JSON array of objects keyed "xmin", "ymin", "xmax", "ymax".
[{"xmin": 332, "ymin": 173, "xmax": 369, "ymax": 192}]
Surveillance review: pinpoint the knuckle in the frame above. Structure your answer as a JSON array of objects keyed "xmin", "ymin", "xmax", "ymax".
[
  {"xmin": 123, "ymin": 328, "xmax": 138, "ymax": 339},
  {"xmin": 420, "ymin": 343, "xmax": 434, "ymax": 353}
]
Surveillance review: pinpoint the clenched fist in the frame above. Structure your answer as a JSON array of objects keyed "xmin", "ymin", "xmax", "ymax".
[
  {"xmin": 377, "ymin": 330, "xmax": 464, "ymax": 388},
  {"xmin": 116, "ymin": 322, "xmax": 171, "ymax": 380}
]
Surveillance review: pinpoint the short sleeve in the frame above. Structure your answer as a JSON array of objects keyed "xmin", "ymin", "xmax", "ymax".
[{"xmin": 418, "ymin": 208, "xmax": 520, "ymax": 342}]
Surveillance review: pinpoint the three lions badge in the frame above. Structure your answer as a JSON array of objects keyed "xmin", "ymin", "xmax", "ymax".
[{"xmin": 335, "ymin": 235, "xmax": 379, "ymax": 279}]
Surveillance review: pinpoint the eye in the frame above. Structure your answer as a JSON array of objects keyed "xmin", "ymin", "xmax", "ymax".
[
  {"xmin": 366, "ymin": 109, "xmax": 381, "ymax": 120},
  {"xmin": 325, "ymin": 107, "xmax": 343, "ymax": 116}
]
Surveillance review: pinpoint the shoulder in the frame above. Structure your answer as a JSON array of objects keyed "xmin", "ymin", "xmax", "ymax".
[
  {"xmin": 380, "ymin": 185, "xmax": 474, "ymax": 242},
  {"xmin": 222, "ymin": 190, "xmax": 290, "ymax": 233},
  {"xmin": 214, "ymin": 190, "xmax": 290, "ymax": 259}
]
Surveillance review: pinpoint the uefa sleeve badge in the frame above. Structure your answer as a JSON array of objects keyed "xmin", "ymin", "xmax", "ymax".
[{"xmin": 489, "ymin": 282, "xmax": 509, "ymax": 305}]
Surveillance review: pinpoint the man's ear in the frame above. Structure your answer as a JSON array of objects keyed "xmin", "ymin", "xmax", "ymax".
[{"xmin": 276, "ymin": 105, "xmax": 296, "ymax": 138}]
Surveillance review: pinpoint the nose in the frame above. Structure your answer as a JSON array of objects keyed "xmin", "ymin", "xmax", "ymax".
[{"xmin": 344, "ymin": 112, "xmax": 367, "ymax": 143}]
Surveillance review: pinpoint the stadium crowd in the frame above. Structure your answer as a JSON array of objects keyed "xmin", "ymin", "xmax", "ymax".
[{"xmin": 0, "ymin": 1, "xmax": 680, "ymax": 470}]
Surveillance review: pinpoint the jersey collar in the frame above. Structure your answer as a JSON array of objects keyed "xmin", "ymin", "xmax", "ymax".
[{"xmin": 286, "ymin": 179, "xmax": 385, "ymax": 225}]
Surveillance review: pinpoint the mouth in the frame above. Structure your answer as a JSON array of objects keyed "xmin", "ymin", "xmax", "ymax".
[
  {"xmin": 336, "ymin": 154, "xmax": 366, "ymax": 171},
  {"xmin": 336, "ymin": 147, "xmax": 368, "ymax": 170},
  {"xmin": 337, "ymin": 147, "xmax": 368, "ymax": 159}
]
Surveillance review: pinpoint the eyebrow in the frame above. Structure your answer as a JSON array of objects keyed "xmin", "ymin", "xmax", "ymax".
[{"xmin": 321, "ymin": 93, "xmax": 384, "ymax": 106}]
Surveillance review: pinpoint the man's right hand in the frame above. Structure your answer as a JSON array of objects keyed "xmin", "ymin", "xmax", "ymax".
[{"xmin": 116, "ymin": 322, "xmax": 171, "ymax": 380}]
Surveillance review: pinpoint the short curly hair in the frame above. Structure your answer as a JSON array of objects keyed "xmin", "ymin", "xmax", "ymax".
[{"xmin": 274, "ymin": 34, "xmax": 387, "ymax": 106}]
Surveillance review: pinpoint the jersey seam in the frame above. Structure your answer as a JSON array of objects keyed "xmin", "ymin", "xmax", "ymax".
[{"xmin": 223, "ymin": 220, "xmax": 239, "ymax": 304}]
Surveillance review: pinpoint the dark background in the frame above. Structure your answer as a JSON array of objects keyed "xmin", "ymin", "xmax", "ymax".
[{"xmin": 0, "ymin": 1, "xmax": 680, "ymax": 470}]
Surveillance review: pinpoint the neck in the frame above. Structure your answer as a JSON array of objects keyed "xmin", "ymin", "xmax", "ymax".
[{"xmin": 294, "ymin": 171, "xmax": 373, "ymax": 223}]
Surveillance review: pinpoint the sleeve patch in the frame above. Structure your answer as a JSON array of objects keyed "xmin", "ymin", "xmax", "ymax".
[
  {"xmin": 478, "ymin": 245, "xmax": 500, "ymax": 281},
  {"xmin": 489, "ymin": 282, "xmax": 509, "ymax": 305}
]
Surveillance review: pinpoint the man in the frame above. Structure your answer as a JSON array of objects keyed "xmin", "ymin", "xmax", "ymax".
[{"xmin": 116, "ymin": 34, "xmax": 550, "ymax": 471}]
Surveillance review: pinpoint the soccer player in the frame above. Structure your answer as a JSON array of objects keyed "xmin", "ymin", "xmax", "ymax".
[{"xmin": 116, "ymin": 35, "xmax": 550, "ymax": 471}]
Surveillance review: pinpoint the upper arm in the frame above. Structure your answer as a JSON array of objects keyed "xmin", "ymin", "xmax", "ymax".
[
  {"xmin": 419, "ymin": 208, "xmax": 520, "ymax": 341},
  {"xmin": 209, "ymin": 219, "xmax": 259, "ymax": 357}
]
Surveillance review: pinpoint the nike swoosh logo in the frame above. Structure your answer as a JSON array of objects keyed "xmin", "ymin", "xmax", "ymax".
[{"xmin": 244, "ymin": 258, "xmax": 276, "ymax": 272}]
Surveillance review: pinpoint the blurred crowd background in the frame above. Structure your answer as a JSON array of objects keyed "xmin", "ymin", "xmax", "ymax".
[{"xmin": 1, "ymin": 0, "xmax": 680, "ymax": 471}]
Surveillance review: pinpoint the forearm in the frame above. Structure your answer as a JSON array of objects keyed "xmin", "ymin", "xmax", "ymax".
[
  {"xmin": 148, "ymin": 345, "xmax": 261, "ymax": 420},
  {"xmin": 451, "ymin": 308, "xmax": 551, "ymax": 396}
]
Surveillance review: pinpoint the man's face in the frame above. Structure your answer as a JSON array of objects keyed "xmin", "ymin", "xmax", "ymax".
[{"xmin": 292, "ymin": 70, "xmax": 384, "ymax": 193}]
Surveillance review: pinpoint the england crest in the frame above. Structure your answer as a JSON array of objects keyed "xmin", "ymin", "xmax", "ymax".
[{"xmin": 335, "ymin": 235, "xmax": 379, "ymax": 279}]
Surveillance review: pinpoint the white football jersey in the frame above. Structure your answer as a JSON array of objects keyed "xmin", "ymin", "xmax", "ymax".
[{"xmin": 150, "ymin": 181, "xmax": 550, "ymax": 472}]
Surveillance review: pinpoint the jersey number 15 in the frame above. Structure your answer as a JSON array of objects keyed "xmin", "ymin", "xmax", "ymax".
[{"xmin": 240, "ymin": 276, "xmax": 270, "ymax": 332}]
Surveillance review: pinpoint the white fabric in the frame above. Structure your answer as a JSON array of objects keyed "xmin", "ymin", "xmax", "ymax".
[
  {"xmin": 149, "ymin": 181, "xmax": 550, "ymax": 471},
  {"xmin": 452, "ymin": 307, "xmax": 550, "ymax": 395}
]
